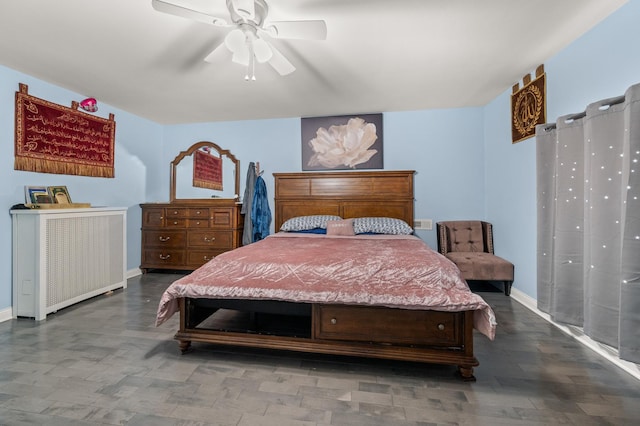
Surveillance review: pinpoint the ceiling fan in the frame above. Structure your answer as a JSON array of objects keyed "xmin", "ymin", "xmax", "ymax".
[{"xmin": 152, "ymin": 0, "xmax": 327, "ymax": 80}]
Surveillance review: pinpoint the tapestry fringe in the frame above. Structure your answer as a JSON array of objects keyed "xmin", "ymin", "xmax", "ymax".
[
  {"xmin": 193, "ymin": 179, "xmax": 223, "ymax": 191},
  {"xmin": 14, "ymin": 157, "xmax": 114, "ymax": 178}
]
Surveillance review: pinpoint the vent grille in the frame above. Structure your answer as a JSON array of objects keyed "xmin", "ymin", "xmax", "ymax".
[
  {"xmin": 414, "ymin": 219, "xmax": 433, "ymax": 230},
  {"xmin": 45, "ymin": 214, "xmax": 124, "ymax": 310}
]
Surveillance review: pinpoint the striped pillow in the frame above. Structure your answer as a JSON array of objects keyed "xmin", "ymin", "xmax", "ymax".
[
  {"xmin": 280, "ymin": 215, "xmax": 342, "ymax": 232},
  {"xmin": 353, "ymin": 217, "xmax": 414, "ymax": 235}
]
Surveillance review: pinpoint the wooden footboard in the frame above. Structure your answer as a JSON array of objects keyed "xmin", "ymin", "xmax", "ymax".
[{"xmin": 175, "ymin": 298, "xmax": 479, "ymax": 381}]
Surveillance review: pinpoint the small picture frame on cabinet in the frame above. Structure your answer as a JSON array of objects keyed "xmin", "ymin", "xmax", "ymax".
[
  {"xmin": 48, "ymin": 186, "xmax": 72, "ymax": 204},
  {"xmin": 24, "ymin": 186, "xmax": 53, "ymax": 204}
]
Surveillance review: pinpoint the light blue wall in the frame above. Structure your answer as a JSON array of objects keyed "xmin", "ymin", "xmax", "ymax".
[
  {"xmin": 161, "ymin": 107, "xmax": 486, "ymax": 250},
  {"xmin": 484, "ymin": 1, "xmax": 640, "ymax": 298},
  {"xmin": 0, "ymin": 66, "xmax": 164, "ymax": 311}
]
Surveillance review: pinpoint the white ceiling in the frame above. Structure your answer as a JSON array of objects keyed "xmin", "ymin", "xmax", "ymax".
[{"xmin": 0, "ymin": 0, "xmax": 627, "ymax": 125}]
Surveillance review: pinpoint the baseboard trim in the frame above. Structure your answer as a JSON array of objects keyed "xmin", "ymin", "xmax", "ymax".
[
  {"xmin": 0, "ymin": 307, "xmax": 12, "ymax": 323},
  {"xmin": 127, "ymin": 268, "xmax": 142, "ymax": 279},
  {"xmin": 510, "ymin": 287, "xmax": 640, "ymax": 381}
]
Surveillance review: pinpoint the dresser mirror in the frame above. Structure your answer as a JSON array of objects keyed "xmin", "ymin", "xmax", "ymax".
[{"xmin": 170, "ymin": 141, "xmax": 240, "ymax": 203}]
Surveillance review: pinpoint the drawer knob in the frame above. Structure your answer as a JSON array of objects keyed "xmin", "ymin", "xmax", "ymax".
[
  {"xmin": 159, "ymin": 236, "xmax": 170, "ymax": 242},
  {"xmin": 203, "ymin": 256, "xmax": 211, "ymax": 261},
  {"xmin": 173, "ymin": 221, "xmax": 178, "ymax": 225},
  {"xmin": 330, "ymin": 318, "xmax": 337, "ymax": 325},
  {"xmin": 196, "ymin": 211, "xmax": 202, "ymax": 215},
  {"xmin": 204, "ymin": 236, "xmax": 216, "ymax": 242},
  {"xmin": 172, "ymin": 211, "xmax": 178, "ymax": 215},
  {"xmin": 159, "ymin": 254, "xmax": 171, "ymax": 260},
  {"xmin": 437, "ymin": 323, "xmax": 445, "ymax": 331},
  {"xmin": 160, "ymin": 216, "xmax": 164, "ymax": 219},
  {"xmin": 196, "ymin": 221, "xmax": 201, "ymax": 225}
]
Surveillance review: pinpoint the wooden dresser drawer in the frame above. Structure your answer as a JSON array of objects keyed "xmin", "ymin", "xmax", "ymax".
[
  {"xmin": 187, "ymin": 230, "xmax": 233, "ymax": 249},
  {"xmin": 187, "ymin": 250, "xmax": 227, "ymax": 267},
  {"xmin": 314, "ymin": 305, "xmax": 463, "ymax": 346},
  {"xmin": 165, "ymin": 208, "xmax": 188, "ymax": 218},
  {"xmin": 142, "ymin": 249, "xmax": 186, "ymax": 267},
  {"xmin": 188, "ymin": 208, "xmax": 210, "ymax": 218},
  {"xmin": 165, "ymin": 218, "xmax": 187, "ymax": 228},
  {"xmin": 142, "ymin": 230, "xmax": 186, "ymax": 248},
  {"xmin": 188, "ymin": 218, "xmax": 210, "ymax": 228}
]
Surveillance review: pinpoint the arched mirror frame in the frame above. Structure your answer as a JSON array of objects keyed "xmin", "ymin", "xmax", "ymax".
[{"xmin": 170, "ymin": 141, "xmax": 240, "ymax": 203}]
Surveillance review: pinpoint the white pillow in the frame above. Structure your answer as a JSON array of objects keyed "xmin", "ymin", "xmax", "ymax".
[
  {"xmin": 353, "ymin": 217, "xmax": 414, "ymax": 235},
  {"xmin": 280, "ymin": 215, "xmax": 342, "ymax": 232}
]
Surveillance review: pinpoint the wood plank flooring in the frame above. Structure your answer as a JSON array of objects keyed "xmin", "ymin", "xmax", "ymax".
[{"xmin": 0, "ymin": 273, "xmax": 638, "ymax": 425}]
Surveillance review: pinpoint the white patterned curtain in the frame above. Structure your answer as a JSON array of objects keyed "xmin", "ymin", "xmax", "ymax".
[{"xmin": 536, "ymin": 83, "xmax": 640, "ymax": 363}]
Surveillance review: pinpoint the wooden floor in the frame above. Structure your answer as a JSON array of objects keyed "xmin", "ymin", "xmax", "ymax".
[{"xmin": 0, "ymin": 273, "xmax": 638, "ymax": 425}]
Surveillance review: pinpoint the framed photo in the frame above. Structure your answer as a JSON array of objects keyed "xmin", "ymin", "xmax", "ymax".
[
  {"xmin": 24, "ymin": 186, "xmax": 53, "ymax": 204},
  {"xmin": 48, "ymin": 186, "xmax": 72, "ymax": 204},
  {"xmin": 301, "ymin": 113, "xmax": 383, "ymax": 171}
]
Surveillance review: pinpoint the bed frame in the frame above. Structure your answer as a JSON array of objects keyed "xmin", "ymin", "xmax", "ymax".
[{"xmin": 174, "ymin": 170, "xmax": 479, "ymax": 381}]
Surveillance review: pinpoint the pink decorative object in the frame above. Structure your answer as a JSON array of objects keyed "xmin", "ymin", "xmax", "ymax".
[{"xmin": 79, "ymin": 97, "xmax": 98, "ymax": 112}]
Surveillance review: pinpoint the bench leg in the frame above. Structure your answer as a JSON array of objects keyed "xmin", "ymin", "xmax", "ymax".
[{"xmin": 504, "ymin": 281, "xmax": 513, "ymax": 296}]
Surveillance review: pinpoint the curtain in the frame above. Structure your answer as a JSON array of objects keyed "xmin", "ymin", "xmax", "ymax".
[{"xmin": 536, "ymin": 82, "xmax": 640, "ymax": 363}]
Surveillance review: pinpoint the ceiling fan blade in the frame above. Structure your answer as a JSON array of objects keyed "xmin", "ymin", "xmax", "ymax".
[
  {"xmin": 266, "ymin": 42, "xmax": 295, "ymax": 75},
  {"xmin": 265, "ymin": 20, "xmax": 327, "ymax": 40},
  {"xmin": 203, "ymin": 41, "xmax": 228, "ymax": 63},
  {"xmin": 152, "ymin": 0, "xmax": 228, "ymax": 26}
]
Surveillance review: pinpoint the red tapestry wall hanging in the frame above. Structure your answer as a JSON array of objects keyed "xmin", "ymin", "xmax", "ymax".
[
  {"xmin": 15, "ymin": 83, "xmax": 116, "ymax": 177},
  {"xmin": 193, "ymin": 148, "xmax": 223, "ymax": 190},
  {"xmin": 511, "ymin": 64, "xmax": 546, "ymax": 144}
]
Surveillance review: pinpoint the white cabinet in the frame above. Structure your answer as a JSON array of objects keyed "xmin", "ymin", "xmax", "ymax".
[{"xmin": 11, "ymin": 207, "xmax": 127, "ymax": 320}]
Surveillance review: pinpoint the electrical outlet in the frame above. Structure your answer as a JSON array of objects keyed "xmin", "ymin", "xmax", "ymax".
[{"xmin": 414, "ymin": 219, "xmax": 433, "ymax": 230}]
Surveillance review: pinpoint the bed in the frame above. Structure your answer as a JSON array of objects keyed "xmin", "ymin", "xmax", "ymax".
[{"xmin": 156, "ymin": 170, "xmax": 496, "ymax": 381}]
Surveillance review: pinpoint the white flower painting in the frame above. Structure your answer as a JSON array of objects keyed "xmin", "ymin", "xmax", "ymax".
[{"xmin": 301, "ymin": 113, "xmax": 383, "ymax": 171}]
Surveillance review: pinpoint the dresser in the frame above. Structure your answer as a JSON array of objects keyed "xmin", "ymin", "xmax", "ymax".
[{"xmin": 140, "ymin": 200, "xmax": 243, "ymax": 272}]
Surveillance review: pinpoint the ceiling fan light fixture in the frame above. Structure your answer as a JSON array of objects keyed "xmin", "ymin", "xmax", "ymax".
[
  {"xmin": 225, "ymin": 28, "xmax": 245, "ymax": 53},
  {"xmin": 154, "ymin": 0, "xmax": 325, "ymax": 78},
  {"xmin": 252, "ymin": 38, "xmax": 272, "ymax": 63}
]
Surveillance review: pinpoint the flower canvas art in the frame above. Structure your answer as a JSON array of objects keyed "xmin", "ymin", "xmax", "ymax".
[{"xmin": 301, "ymin": 113, "xmax": 383, "ymax": 170}]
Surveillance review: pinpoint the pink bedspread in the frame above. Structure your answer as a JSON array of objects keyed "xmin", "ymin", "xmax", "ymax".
[{"xmin": 155, "ymin": 233, "xmax": 496, "ymax": 339}]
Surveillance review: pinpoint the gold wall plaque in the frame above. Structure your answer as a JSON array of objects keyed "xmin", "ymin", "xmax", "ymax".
[{"xmin": 511, "ymin": 65, "xmax": 546, "ymax": 143}]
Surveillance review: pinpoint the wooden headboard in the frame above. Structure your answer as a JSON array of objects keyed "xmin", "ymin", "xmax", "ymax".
[{"xmin": 273, "ymin": 170, "xmax": 415, "ymax": 231}]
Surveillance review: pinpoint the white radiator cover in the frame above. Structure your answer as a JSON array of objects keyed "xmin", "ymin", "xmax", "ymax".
[{"xmin": 12, "ymin": 207, "xmax": 127, "ymax": 320}]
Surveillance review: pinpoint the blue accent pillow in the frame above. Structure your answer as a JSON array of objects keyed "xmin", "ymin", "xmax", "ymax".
[{"xmin": 291, "ymin": 228, "xmax": 327, "ymax": 234}]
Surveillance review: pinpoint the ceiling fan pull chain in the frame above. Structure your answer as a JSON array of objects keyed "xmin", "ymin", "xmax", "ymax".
[
  {"xmin": 245, "ymin": 38, "xmax": 257, "ymax": 81},
  {"xmin": 251, "ymin": 57, "xmax": 256, "ymax": 81}
]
